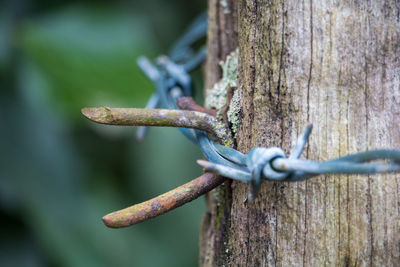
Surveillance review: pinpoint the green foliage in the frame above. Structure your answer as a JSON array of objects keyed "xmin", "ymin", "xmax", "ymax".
[
  {"xmin": 0, "ymin": 2, "xmax": 206, "ymax": 266},
  {"xmin": 204, "ymin": 48, "xmax": 238, "ymax": 119},
  {"xmin": 19, "ymin": 6, "xmax": 156, "ymax": 120}
]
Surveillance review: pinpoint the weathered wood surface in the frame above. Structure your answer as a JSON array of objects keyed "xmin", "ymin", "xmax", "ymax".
[
  {"xmin": 200, "ymin": 0, "xmax": 400, "ymax": 266},
  {"xmin": 200, "ymin": 1, "xmax": 238, "ymax": 266}
]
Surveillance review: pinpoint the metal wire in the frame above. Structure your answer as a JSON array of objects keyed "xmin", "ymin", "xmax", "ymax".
[
  {"xmin": 204, "ymin": 125, "xmax": 400, "ymax": 178},
  {"xmin": 137, "ymin": 13, "xmax": 400, "ymax": 200},
  {"xmin": 136, "ymin": 12, "xmax": 235, "ymax": 167},
  {"xmin": 136, "ymin": 13, "xmax": 207, "ymax": 143}
]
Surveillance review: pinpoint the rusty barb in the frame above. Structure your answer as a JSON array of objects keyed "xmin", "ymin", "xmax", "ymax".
[
  {"xmin": 82, "ymin": 107, "xmax": 232, "ymax": 146},
  {"xmin": 82, "ymin": 101, "xmax": 230, "ymax": 228},
  {"xmin": 102, "ymin": 173, "xmax": 223, "ymax": 228}
]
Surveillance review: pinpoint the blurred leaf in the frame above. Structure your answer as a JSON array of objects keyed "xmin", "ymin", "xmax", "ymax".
[
  {"xmin": 1, "ymin": 61, "xmax": 204, "ymax": 266},
  {"xmin": 1, "ymin": 2, "xmax": 207, "ymax": 267},
  {"xmin": 0, "ymin": 8, "xmax": 12, "ymax": 70},
  {"xmin": 0, "ymin": 39, "xmax": 205, "ymax": 267},
  {"xmin": 18, "ymin": 5, "xmax": 158, "ymax": 121}
]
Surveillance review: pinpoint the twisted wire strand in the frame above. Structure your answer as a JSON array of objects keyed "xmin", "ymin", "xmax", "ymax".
[{"xmin": 199, "ymin": 124, "xmax": 400, "ymax": 188}]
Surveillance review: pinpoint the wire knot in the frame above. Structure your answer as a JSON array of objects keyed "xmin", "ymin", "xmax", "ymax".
[{"xmin": 247, "ymin": 147, "xmax": 287, "ymax": 200}]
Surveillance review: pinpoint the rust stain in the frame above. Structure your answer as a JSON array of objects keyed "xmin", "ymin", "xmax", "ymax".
[
  {"xmin": 177, "ymin": 97, "xmax": 217, "ymax": 116},
  {"xmin": 102, "ymin": 173, "xmax": 225, "ymax": 228}
]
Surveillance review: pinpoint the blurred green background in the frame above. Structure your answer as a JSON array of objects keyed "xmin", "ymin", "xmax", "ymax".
[{"xmin": 0, "ymin": 0, "xmax": 208, "ymax": 266}]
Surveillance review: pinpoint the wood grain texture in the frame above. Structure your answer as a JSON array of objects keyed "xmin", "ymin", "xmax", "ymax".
[
  {"xmin": 199, "ymin": 0, "xmax": 238, "ymax": 266},
  {"xmin": 202, "ymin": 0, "xmax": 400, "ymax": 266},
  {"xmin": 205, "ymin": 0, "xmax": 238, "ymax": 91}
]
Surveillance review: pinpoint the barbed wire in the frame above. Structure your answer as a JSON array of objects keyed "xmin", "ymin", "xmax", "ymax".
[
  {"xmin": 83, "ymin": 13, "xmax": 400, "ymax": 227},
  {"xmin": 199, "ymin": 125, "xmax": 400, "ymax": 200},
  {"xmin": 135, "ymin": 13, "xmax": 400, "ymax": 201},
  {"xmin": 134, "ymin": 13, "xmax": 241, "ymax": 167}
]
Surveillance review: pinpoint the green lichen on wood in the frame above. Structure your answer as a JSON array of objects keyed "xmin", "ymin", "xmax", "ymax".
[
  {"xmin": 205, "ymin": 48, "xmax": 242, "ymax": 139},
  {"xmin": 227, "ymin": 87, "xmax": 242, "ymax": 138},
  {"xmin": 205, "ymin": 48, "xmax": 238, "ymax": 117}
]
